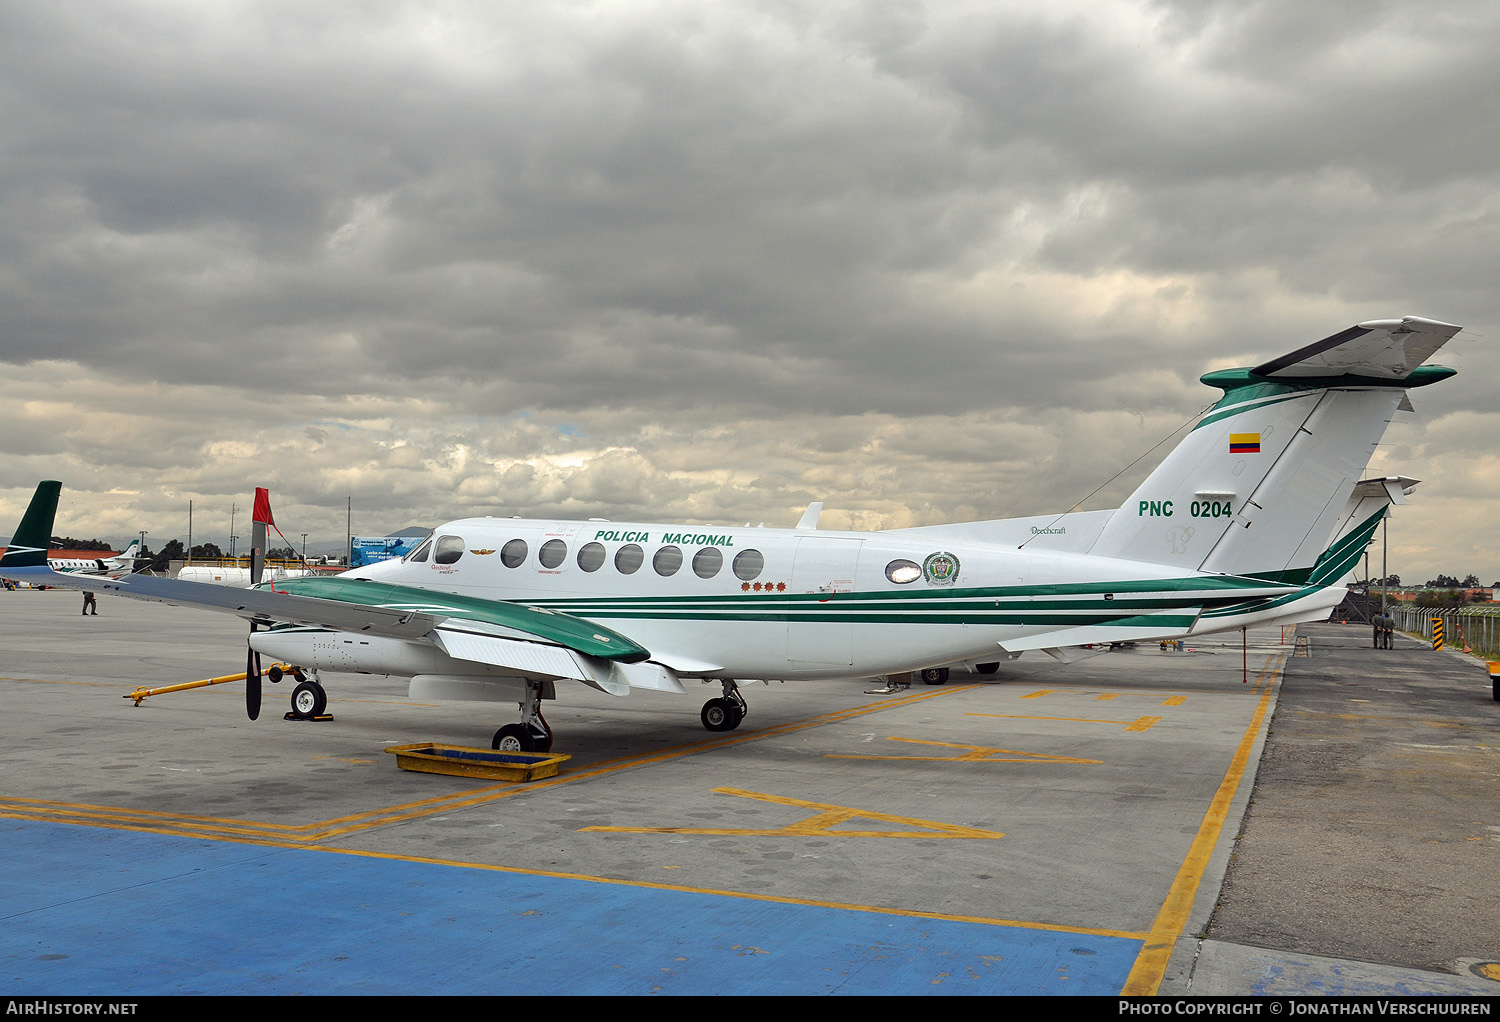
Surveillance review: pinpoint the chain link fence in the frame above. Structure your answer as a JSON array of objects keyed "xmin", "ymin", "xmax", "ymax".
[{"xmin": 1389, "ymin": 605, "xmax": 1500, "ymax": 660}]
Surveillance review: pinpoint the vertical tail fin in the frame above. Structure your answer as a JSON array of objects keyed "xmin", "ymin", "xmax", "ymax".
[
  {"xmin": 0, "ymin": 481, "xmax": 62, "ymax": 569},
  {"xmin": 1087, "ymin": 317, "xmax": 1460, "ymax": 579}
]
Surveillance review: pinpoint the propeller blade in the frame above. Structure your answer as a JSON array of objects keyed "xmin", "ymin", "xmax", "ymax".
[{"xmin": 246, "ymin": 624, "xmax": 262, "ymax": 720}]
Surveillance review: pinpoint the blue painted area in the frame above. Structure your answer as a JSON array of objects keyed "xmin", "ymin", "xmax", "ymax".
[{"xmin": 1, "ymin": 821, "xmax": 1140, "ymax": 995}]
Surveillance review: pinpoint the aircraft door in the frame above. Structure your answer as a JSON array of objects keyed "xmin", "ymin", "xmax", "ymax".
[{"xmin": 787, "ymin": 537, "xmax": 863, "ymax": 666}]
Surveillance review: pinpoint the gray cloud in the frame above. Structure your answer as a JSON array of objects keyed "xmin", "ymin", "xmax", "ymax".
[{"xmin": 1, "ymin": 1, "xmax": 1496, "ymax": 583}]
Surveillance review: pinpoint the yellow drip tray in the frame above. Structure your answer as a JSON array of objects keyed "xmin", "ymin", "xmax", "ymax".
[{"xmin": 385, "ymin": 743, "xmax": 570, "ymax": 781}]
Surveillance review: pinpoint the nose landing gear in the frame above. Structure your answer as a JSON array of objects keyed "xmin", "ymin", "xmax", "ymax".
[{"xmin": 269, "ymin": 665, "xmax": 329, "ymax": 721}]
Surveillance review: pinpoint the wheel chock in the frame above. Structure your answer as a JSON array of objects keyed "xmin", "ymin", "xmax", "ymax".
[{"xmin": 283, "ymin": 711, "xmax": 335, "ymax": 722}]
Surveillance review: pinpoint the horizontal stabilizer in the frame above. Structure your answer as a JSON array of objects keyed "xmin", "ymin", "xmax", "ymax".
[
  {"xmin": 1252, "ymin": 317, "xmax": 1461, "ymax": 380},
  {"xmin": 999, "ymin": 608, "xmax": 1202, "ymax": 652}
]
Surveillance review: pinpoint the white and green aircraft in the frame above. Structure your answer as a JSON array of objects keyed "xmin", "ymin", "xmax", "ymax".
[
  {"xmin": 0, "ymin": 316, "xmax": 1463, "ymax": 751},
  {"xmin": 45, "ymin": 540, "xmax": 142, "ymax": 579}
]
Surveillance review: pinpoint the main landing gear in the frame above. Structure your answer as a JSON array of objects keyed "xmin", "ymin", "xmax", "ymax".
[
  {"xmin": 492, "ymin": 679, "xmax": 554, "ymax": 753},
  {"xmin": 268, "ymin": 664, "xmax": 329, "ymax": 720},
  {"xmin": 701, "ymin": 679, "xmax": 748, "ymax": 733}
]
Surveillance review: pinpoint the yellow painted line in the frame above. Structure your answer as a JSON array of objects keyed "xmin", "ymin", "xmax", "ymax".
[
  {"xmin": 827, "ymin": 736, "xmax": 1101, "ymax": 765},
  {"xmin": 967, "ymin": 712, "xmax": 1162, "ymax": 732},
  {"xmin": 582, "ymin": 787, "xmax": 1006, "ymax": 839},
  {"xmin": 1016, "ymin": 689, "xmax": 1205, "ymax": 703},
  {"xmin": 3, "ymin": 796, "xmax": 1150, "ymax": 946},
  {"xmin": 313, "ymin": 842, "xmax": 1153, "ymax": 942},
  {"xmin": 1121, "ymin": 650, "xmax": 1285, "ymax": 995},
  {"xmin": 0, "ymin": 684, "xmax": 977, "ymax": 843}
]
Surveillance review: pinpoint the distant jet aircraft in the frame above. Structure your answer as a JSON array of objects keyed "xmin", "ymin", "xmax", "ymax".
[
  {"xmin": 0, "ymin": 317, "xmax": 1463, "ymax": 753},
  {"xmin": 46, "ymin": 540, "xmax": 142, "ymax": 579}
]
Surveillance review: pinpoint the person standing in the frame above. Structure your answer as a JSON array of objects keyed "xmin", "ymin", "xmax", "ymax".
[{"xmin": 82, "ymin": 591, "xmax": 97, "ymax": 616}]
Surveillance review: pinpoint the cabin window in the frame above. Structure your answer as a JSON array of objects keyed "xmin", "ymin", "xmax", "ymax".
[
  {"xmin": 539, "ymin": 539, "xmax": 567, "ymax": 569},
  {"xmin": 501, "ymin": 539, "xmax": 528, "ymax": 568},
  {"xmin": 653, "ymin": 545, "xmax": 683, "ymax": 576},
  {"xmin": 434, "ymin": 535, "xmax": 466, "ymax": 565},
  {"xmin": 404, "ymin": 539, "xmax": 432, "ymax": 563},
  {"xmin": 692, "ymin": 546, "xmax": 723, "ymax": 579},
  {"xmin": 615, "ymin": 543, "xmax": 644, "ymax": 574},
  {"xmin": 577, "ymin": 542, "xmax": 606, "ymax": 572},
  {"xmin": 885, "ymin": 558, "xmax": 921, "ymax": 584},
  {"xmin": 732, "ymin": 549, "xmax": 764, "ymax": 581}
]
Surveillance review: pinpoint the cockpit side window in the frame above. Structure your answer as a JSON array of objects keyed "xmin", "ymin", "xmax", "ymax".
[
  {"xmin": 434, "ymin": 535, "xmax": 466, "ymax": 565},
  {"xmin": 404, "ymin": 539, "xmax": 432, "ymax": 563}
]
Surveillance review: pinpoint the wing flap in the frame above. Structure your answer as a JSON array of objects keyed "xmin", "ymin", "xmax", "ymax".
[{"xmin": 431, "ymin": 628, "xmax": 686, "ymax": 696}]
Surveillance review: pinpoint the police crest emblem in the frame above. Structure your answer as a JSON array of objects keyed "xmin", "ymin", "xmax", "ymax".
[{"xmin": 922, "ymin": 551, "xmax": 960, "ymax": 586}]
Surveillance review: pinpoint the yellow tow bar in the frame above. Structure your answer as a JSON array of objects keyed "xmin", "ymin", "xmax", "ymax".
[{"xmin": 124, "ymin": 664, "xmax": 290, "ymax": 706}]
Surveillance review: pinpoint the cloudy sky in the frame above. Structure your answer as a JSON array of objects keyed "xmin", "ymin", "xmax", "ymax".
[{"xmin": 2, "ymin": 0, "xmax": 1496, "ymax": 584}]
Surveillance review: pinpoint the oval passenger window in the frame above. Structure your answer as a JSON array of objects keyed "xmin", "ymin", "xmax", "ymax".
[
  {"xmin": 653, "ymin": 545, "xmax": 683, "ymax": 576},
  {"xmin": 885, "ymin": 559, "xmax": 921, "ymax": 584},
  {"xmin": 577, "ymin": 542, "xmax": 606, "ymax": 572},
  {"xmin": 539, "ymin": 539, "xmax": 567, "ymax": 569},
  {"xmin": 501, "ymin": 539, "xmax": 528, "ymax": 568}
]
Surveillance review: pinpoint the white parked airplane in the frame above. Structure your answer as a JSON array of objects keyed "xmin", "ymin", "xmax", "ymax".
[
  {"xmin": 0, "ymin": 317, "xmax": 1464, "ymax": 752},
  {"xmin": 47, "ymin": 540, "xmax": 142, "ymax": 578},
  {"xmin": 175, "ymin": 564, "xmax": 318, "ymax": 587}
]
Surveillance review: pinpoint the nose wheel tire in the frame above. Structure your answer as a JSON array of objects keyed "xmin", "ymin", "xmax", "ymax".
[{"xmin": 291, "ymin": 680, "xmax": 327, "ymax": 719}]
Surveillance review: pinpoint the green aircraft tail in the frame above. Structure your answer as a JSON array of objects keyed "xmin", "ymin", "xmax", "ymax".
[{"xmin": 0, "ymin": 481, "xmax": 61, "ymax": 568}]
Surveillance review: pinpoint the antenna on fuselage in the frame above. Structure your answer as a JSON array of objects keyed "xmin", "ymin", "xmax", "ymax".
[{"xmin": 795, "ymin": 502, "xmax": 823, "ymax": 530}]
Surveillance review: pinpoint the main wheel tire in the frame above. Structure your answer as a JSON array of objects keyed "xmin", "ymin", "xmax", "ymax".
[
  {"xmin": 702, "ymin": 698, "xmax": 735, "ymax": 732},
  {"xmin": 291, "ymin": 680, "xmax": 327, "ymax": 719},
  {"xmin": 975, "ymin": 662, "xmax": 1000, "ymax": 675},
  {"xmin": 920, "ymin": 667, "xmax": 949, "ymax": 685},
  {"xmin": 492, "ymin": 724, "xmax": 533, "ymax": 752}
]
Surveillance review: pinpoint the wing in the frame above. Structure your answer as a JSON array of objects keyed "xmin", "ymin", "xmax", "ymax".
[
  {"xmin": 2, "ymin": 564, "xmax": 685, "ymax": 696},
  {"xmin": 0, "ymin": 481, "xmax": 685, "ymax": 696}
]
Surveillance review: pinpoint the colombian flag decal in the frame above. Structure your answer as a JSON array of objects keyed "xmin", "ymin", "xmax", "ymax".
[{"xmin": 1229, "ymin": 432, "xmax": 1261, "ymax": 454}]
